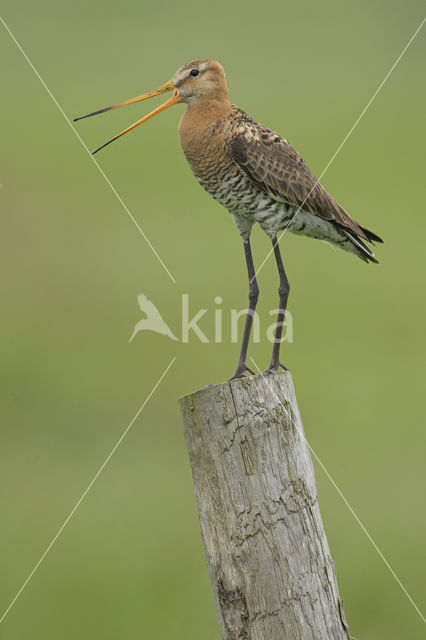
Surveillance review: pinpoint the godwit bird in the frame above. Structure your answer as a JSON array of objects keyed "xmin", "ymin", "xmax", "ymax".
[{"xmin": 75, "ymin": 59, "xmax": 383, "ymax": 379}]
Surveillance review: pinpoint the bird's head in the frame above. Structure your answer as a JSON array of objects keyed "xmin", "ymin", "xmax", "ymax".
[
  {"xmin": 74, "ymin": 58, "xmax": 228, "ymax": 154},
  {"xmin": 171, "ymin": 59, "xmax": 229, "ymax": 104}
]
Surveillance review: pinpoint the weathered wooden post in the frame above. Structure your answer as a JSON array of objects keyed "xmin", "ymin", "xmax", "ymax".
[{"xmin": 179, "ymin": 370, "xmax": 349, "ymax": 640}]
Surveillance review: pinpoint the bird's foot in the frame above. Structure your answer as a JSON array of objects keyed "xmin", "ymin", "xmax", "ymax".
[
  {"xmin": 227, "ymin": 364, "xmax": 255, "ymax": 381},
  {"xmin": 264, "ymin": 362, "xmax": 289, "ymax": 374}
]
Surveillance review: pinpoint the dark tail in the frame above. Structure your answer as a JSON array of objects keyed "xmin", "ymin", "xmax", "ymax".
[
  {"xmin": 359, "ymin": 225, "xmax": 384, "ymax": 245},
  {"xmin": 335, "ymin": 219, "xmax": 383, "ymax": 264},
  {"xmin": 342, "ymin": 229, "xmax": 380, "ymax": 264}
]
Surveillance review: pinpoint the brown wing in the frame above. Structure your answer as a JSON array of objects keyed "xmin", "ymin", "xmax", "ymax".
[{"xmin": 230, "ymin": 132, "xmax": 368, "ymax": 239}]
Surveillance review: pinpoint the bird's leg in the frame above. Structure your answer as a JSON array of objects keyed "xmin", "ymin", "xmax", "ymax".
[
  {"xmin": 229, "ymin": 239, "xmax": 259, "ymax": 380},
  {"xmin": 266, "ymin": 235, "xmax": 290, "ymax": 373}
]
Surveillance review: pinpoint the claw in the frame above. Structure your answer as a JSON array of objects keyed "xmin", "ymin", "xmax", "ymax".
[
  {"xmin": 227, "ymin": 372, "xmax": 246, "ymax": 381},
  {"xmin": 264, "ymin": 361, "xmax": 289, "ymax": 374},
  {"xmin": 227, "ymin": 363, "xmax": 255, "ymax": 381}
]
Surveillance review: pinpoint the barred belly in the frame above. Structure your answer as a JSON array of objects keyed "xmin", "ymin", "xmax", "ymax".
[
  {"xmin": 196, "ymin": 163, "xmax": 347, "ymax": 248},
  {"xmin": 197, "ymin": 169, "xmax": 294, "ymax": 236}
]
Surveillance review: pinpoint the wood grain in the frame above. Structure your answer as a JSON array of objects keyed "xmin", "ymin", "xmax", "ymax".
[{"xmin": 179, "ymin": 371, "xmax": 349, "ymax": 639}]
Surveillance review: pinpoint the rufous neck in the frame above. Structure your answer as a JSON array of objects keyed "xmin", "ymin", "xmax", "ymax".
[{"xmin": 185, "ymin": 94, "xmax": 231, "ymax": 123}]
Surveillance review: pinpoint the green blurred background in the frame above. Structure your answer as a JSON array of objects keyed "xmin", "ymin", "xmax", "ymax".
[{"xmin": 1, "ymin": 1, "xmax": 425, "ymax": 638}]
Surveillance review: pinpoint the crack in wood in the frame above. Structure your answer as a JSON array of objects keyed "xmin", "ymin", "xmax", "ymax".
[{"xmin": 218, "ymin": 578, "xmax": 250, "ymax": 640}]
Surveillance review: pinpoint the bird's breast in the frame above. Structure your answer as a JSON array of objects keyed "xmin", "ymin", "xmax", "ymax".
[
  {"xmin": 178, "ymin": 111, "xmax": 252, "ymax": 213},
  {"xmin": 177, "ymin": 106, "xmax": 291, "ymax": 228},
  {"xmin": 179, "ymin": 115, "xmax": 232, "ymax": 182}
]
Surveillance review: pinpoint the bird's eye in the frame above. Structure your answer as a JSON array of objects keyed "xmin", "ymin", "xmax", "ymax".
[{"xmin": 190, "ymin": 69, "xmax": 199, "ymax": 77}]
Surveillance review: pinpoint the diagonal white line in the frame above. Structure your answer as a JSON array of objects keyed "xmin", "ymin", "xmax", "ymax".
[
  {"xmin": 252, "ymin": 17, "xmax": 425, "ymax": 281},
  {"xmin": 0, "ymin": 357, "xmax": 176, "ymax": 626},
  {"xmin": 0, "ymin": 16, "xmax": 176, "ymax": 285},
  {"xmin": 250, "ymin": 358, "xmax": 426, "ymax": 625}
]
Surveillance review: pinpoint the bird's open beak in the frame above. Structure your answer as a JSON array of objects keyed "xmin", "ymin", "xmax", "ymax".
[{"xmin": 73, "ymin": 80, "xmax": 181, "ymax": 154}]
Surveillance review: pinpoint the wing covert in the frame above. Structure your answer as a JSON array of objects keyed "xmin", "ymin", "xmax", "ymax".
[{"xmin": 230, "ymin": 132, "xmax": 365, "ymax": 237}]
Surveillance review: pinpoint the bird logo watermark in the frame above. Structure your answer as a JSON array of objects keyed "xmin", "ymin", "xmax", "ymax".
[
  {"xmin": 130, "ymin": 294, "xmax": 293, "ymax": 344},
  {"xmin": 129, "ymin": 294, "xmax": 178, "ymax": 342}
]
